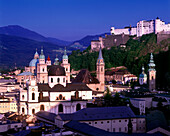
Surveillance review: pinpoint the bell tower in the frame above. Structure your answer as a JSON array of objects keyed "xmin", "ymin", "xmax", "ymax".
[
  {"xmin": 37, "ymin": 47, "xmax": 48, "ymax": 83},
  {"xmin": 96, "ymin": 46, "xmax": 105, "ymax": 91},
  {"xmin": 148, "ymin": 53, "xmax": 156, "ymax": 91},
  {"xmin": 61, "ymin": 47, "xmax": 70, "ymax": 83}
]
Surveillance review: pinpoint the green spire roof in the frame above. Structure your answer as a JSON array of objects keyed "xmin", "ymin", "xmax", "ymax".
[
  {"xmin": 148, "ymin": 53, "xmax": 156, "ymax": 71},
  {"xmin": 54, "ymin": 54, "xmax": 59, "ymax": 65},
  {"xmin": 39, "ymin": 47, "xmax": 45, "ymax": 59},
  {"xmin": 139, "ymin": 66, "xmax": 147, "ymax": 78},
  {"xmin": 63, "ymin": 47, "xmax": 68, "ymax": 59}
]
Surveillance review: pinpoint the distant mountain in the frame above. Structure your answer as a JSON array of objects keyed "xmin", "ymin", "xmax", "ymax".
[
  {"xmin": 71, "ymin": 33, "xmax": 110, "ymax": 48},
  {"xmin": 0, "ymin": 25, "xmax": 71, "ymax": 46},
  {"xmin": 0, "ymin": 34, "xmax": 73, "ymax": 69}
]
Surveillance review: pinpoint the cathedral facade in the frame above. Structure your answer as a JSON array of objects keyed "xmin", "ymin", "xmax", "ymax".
[{"xmin": 19, "ymin": 47, "xmax": 105, "ymax": 116}]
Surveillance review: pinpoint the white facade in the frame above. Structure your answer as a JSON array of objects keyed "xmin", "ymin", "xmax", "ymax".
[
  {"xmin": 111, "ymin": 18, "xmax": 170, "ymax": 37},
  {"xmin": 130, "ymin": 98, "xmax": 145, "ymax": 115}
]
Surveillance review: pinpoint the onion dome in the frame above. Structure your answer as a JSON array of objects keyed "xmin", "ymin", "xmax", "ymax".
[
  {"xmin": 54, "ymin": 55, "xmax": 59, "ymax": 65},
  {"xmin": 63, "ymin": 47, "xmax": 68, "ymax": 59},
  {"xmin": 47, "ymin": 55, "xmax": 51, "ymax": 61},
  {"xmin": 139, "ymin": 66, "xmax": 147, "ymax": 78},
  {"xmin": 34, "ymin": 48, "xmax": 39, "ymax": 59},
  {"xmin": 148, "ymin": 53, "xmax": 156, "ymax": 71},
  {"xmin": 48, "ymin": 65, "xmax": 66, "ymax": 76},
  {"xmin": 39, "ymin": 48, "xmax": 45, "ymax": 59}
]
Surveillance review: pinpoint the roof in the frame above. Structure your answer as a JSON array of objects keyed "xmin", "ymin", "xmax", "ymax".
[
  {"xmin": 72, "ymin": 69, "xmax": 99, "ymax": 84},
  {"xmin": 29, "ymin": 58, "xmax": 39, "ymax": 67},
  {"xmin": 64, "ymin": 121, "xmax": 163, "ymax": 136},
  {"xmin": 38, "ymin": 83, "xmax": 92, "ymax": 92},
  {"xmin": 48, "ymin": 65, "xmax": 66, "ymax": 76},
  {"xmin": 58, "ymin": 106, "xmax": 137, "ymax": 121},
  {"xmin": 47, "ymin": 55, "xmax": 51, "ymax": 61},
  {"xmin": 13, "ymin": 130, "xmax": 31, "ymax": 136},
  {"xmin": 35, "ymin": 111, "xmax": 57, "ymax": 123},
  {"xmin": 17, "ymin": 72, "xmax": 33, "ymax": 76}
]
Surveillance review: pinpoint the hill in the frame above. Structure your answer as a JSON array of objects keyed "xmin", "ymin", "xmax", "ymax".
[
  {"xmin": 70, "ymin": 33, "xmax": 110, "ymax": 49},
  {"xmin": 0, "ymin": 34, "xmax": 73, "ymax": 69},
  {"xmin": 69, "ymin": 33, "xmax": 170, "ymax": 90},
  {"xmin": 0, "ymin": 25, "xmax": 71, "ymax": 46}
]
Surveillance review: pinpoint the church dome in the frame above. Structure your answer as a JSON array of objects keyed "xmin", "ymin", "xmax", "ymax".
[
  {"xmin": 29, "ymin": 59, "xmax": 39, "ymax": 67},
  {"xmin": 139, "ymin": 73, "xmax": 147, "ymax": 78},
  {"xmin": 48, "ymin": 65, "xmax": 66, "ymax": 76}
]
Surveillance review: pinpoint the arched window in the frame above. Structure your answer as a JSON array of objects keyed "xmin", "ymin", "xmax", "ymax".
[
  {"xmin": 32, "ymin": 109, "xmax": 35, "ymax": 114},
  {"xmin": 51, "ymin": 78, "xmax": 53, "ymax": 83},
  {"xmin": 101, "ymin": 67, "xmax": 103, "ymax": 72},
  {"xmin": 22, "ymin": 95, "xmax": 24, "ymax": 100},
  {"xmin": 152, "ymin": 76, "xmax": 154, "ymax": 80},
  {"xmin": 59, "ymin": 94, "xmax": 63, "ymax": 100},
  {"xmin": 58, "ymin": 104, "xmax": 63, "ymax": 113},
  {"xmin": 32, "ymin": 93, "xmax": 35, "ymax": 100},
  {"xmin": 76, "ymin": 103, "xmax": 81, "ymax": 111},
  {"xmin": 57, "ymin": 78, "xmax": 60, "ymax": 83},
  {"xmin": 22, "ymin": 107, "xmax": 25, "ymax": 114},
  {"xmin": 40, "ymin": 105, "xmax": 44, "ymax": 111},
  {"xmin": 63, "ymin": 78, "xmax": 65, "ymax": 83},
  {"xmin": 66, "ymin": 68, "xmax": 68, "ymax": 71},
  {"xmin": 42, "ymin": 68, "xmax": 44, "ymax": 72}
]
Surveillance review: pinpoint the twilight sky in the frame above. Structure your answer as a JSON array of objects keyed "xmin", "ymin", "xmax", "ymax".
[{"xmin": 0, "ymin": 0, "xmax": 169, "ymax": 41}]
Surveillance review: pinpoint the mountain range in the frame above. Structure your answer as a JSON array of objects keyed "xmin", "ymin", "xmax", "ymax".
[{"xmin": 0, "ymin": 25, "xmax": 109, "ymax": 69}]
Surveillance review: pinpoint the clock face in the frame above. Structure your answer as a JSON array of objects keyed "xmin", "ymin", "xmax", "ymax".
[{"xmin": 32, "ymin": 88, "xmax": 35, "ymax": 91}]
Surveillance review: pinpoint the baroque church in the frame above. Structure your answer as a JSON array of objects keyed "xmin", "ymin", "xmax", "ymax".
[{"xmin": 19, "ymin": 47, "xmax": 105, "ymax": 115}]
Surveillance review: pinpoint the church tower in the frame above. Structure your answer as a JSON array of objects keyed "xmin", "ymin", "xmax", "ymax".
[
  {"xmin": 61, "ymin": 47, "xmax": 70, "ymax": 83},
  {"xmin": 46, "ymin": 55, "xmax": 51, "ymax": 66},
  {"xmin": 37, "ymin": 48, "xmax": 48, "ymax": 83},
  {"xmin": 148, "ymin": 53, "xmax": 156, "ymax": 91},
  {"xmin": 139, "ymin": 66, "xmax": 147, "ymax": 85},
  {"xmin": 96, "ymin": 46, "xmax": 105, "ymax": 92}
]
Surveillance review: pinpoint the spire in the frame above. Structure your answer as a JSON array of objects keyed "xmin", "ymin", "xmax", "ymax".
[
  {"xmin": 39, "ymin": 47, "xmax": 45, "ymax": 59},
  {"xmin": 63, "ymin": 47, "xmax": 68, "ymax": 59},
  {"xmin": 34, "ymin": 48, "xmax": 39, "ymax": 59},
  {"xmin": 97, "ymin": 45, "xmax": 104, "ymax": 63},
  {"xmin": 148, "ymin": 53, "xmax": 155, "ymax": 70},
  {"xmin": 54, "ymin": 54, "xmax": 59, "ymax": 65}
]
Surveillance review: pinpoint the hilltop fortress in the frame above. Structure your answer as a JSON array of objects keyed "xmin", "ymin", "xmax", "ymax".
[{"xmin": 91, "ymin": 17, "xmax": 170, "ymax": 51}]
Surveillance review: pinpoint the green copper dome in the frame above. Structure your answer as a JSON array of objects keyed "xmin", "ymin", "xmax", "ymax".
[
  {"xmin": 39, "ymin": 48, "xmax": 45, "ymax": 59},
  {"xmin": 63, "ymin": 47, "xmax": 68, "ymax": 59}
]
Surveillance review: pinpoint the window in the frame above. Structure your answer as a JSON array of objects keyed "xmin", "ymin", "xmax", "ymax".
[
  {"xmin": 107, "ymin": 129, "xmax": 109, "ymax": 131},
  {"xmin": 101, "ymin": 122, "xmax": 103, "ymax": 124},
  {"xmin": 107, "ymin": 121, "xmax": 109, "ymax": 123},
  {"xmin": 125, "ymin": 120, "xmax": 127, "ymax": 122},
  {"xmin": 76, "ymin": 103, "xmax": 81, "ymax": 111},
  {"xmin": 113, "ymin": 128, "xmax": 115, "ymax": 132},
  {"xmin": 95, "ymin": 122, "xmax": 97, "ymax": 124},
  {"xmin": 113, "ymin": 120, "xmax": 115, "ymax": 123},
  {"xmin": 119, "ymin": 120, "xmax": 121, "ymax": 122},
  {"xmin": 32, "ymin": 109, "xmax": 35, "ymax": 114},
  {"xmin": 22, "ymin": 95, "xmax": 24, "ymax": 100},
  {"xmin": 101, "ymin": 67, "xmax": 103, "ymax": 72},
  {"xmin": 119, "ymin": 128, "xmax": 121, "ymax": 132},
  {"xmin": 32, "ymin": 93, "xmax": 35, "ymax": 100},
  {"xmin": 42, "ymin": 68, "xmax": 44, "ymax": 72},
  {"xmin": 125, "ymin": 127, "xmax": 127, "ymax": 131},
  {"xmin": 66, "ymin": 68, "xmax": 68, "ymax": 71},
  {"xmin": 22, "ymin": 108, "xmax": 24, "ymax": 113},
  {"xmin": 89, "ymin": 122, "xmax": 91, "ymax": 124},
  {"xmin": 51, "ymin": 78, "xmax": 53, "ymax": 83},
  {"xmin": 58, "ymin": 104, "xmax": 63, "ymax": 113},
  {"xmin": 57, "ymin": 78, "xmax": 60, "ymax": 83},
  {"xmin": 59, "ymin": 94, "xmax": 62, "ymax": 100},
  {"xmin": 63, "ymin": 78, "xmax": 65, "ymax": 83},
  {"xmin": 40, "ymin": 105, "xmax": 44, "ymax": 111}
]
